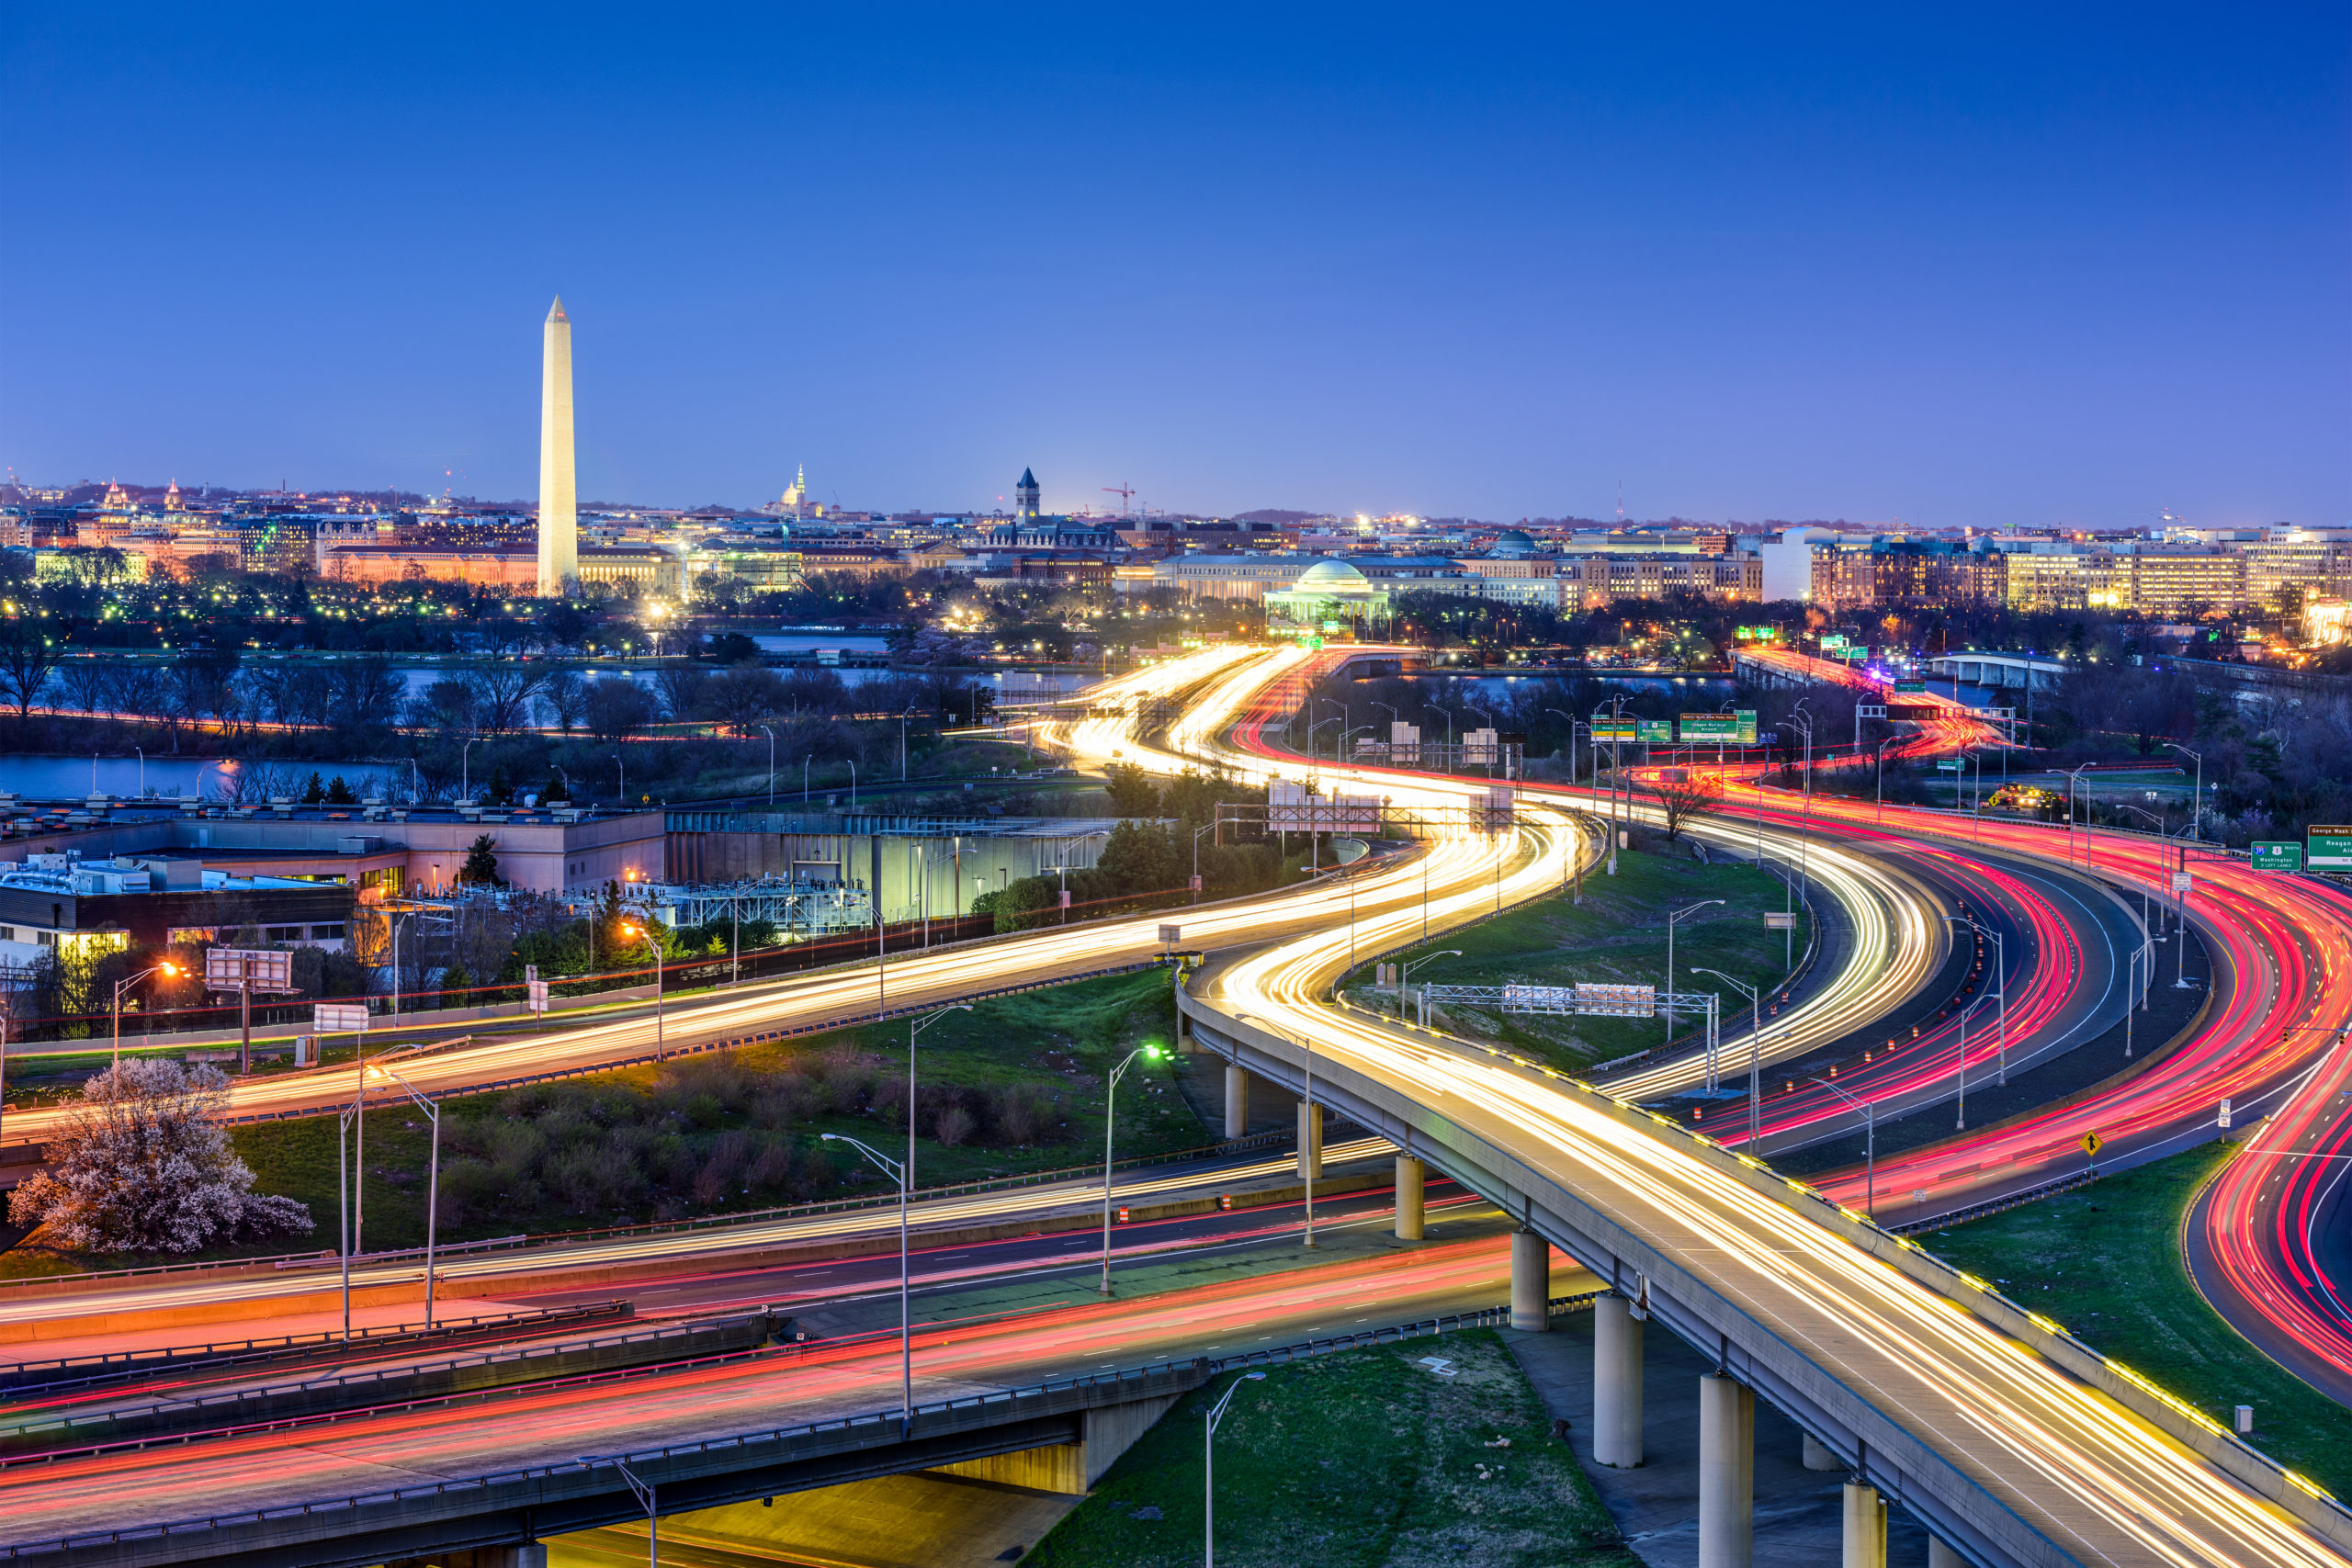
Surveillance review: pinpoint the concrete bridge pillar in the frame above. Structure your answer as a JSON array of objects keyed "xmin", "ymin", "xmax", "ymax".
[
  {"xmin": 1698, "ymin": 1373, "xmax": 1754, "ymax": 1568},
  {"xmin": 1803, "ymin": 1432, "xmax": 1840, "ymax": 1470},
  {"xmin": 1297, "ymin": 1100, "xmax": 1323, "ymax": 1180},
  {"xmin": 1393, "ymin": 1155, "xmax": 1425, "ymax": 1240},
  {"xmin": 1928, "ymin": 1540, "xmax": 1965, "ymax": 1568},
  {"xmin": 1591, "ymin": 1292, "xmax": 1643, "ymax": 1467},
  {"xmin": 1842, "ymin": 1481, "xmax": 1887, "ymax": 1566},
  {"xmin": 1510, "ymin": 1229, "xmax": 1550, "ymax": 1331},
  {"xmin": 1224, "ymin": 1065, "xmax": 1250, "ymax": 1139}
]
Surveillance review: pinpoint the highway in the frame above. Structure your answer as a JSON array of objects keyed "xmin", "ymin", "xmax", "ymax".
[
  {"xmin": 0, "ymin": 1191, "xmax": 1542, "ymax": 1546},
  {"xmin": 1, "ymin": 639, "xmax": 2345, "ymax": 1563}
]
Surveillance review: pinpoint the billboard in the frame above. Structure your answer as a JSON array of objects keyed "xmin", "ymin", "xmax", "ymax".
[
  {"xmin": 1572, "ymin": 982, "xmax": 1657, "ymax": 1018},
  {"xmin": 2308, "ymin": 827, "xmax": 2352, "ymax": 870},
  {"xmin": 1269, "ymin": 780, "xmax": 1381, "ymax": 834},
  {"xmin": 312, "ymin": 1003, "xmax": 368, "ymax": 1032},
  {"xmin": 1464, "ymin": 727, "xmax": 1501, "ymax": 764},
  {"xmin": 1679, "ymin": 714, "xmax": 1740, "ymax": 741},
  {"xmin": 206, "ymin": 948, "xmax": 294, "ymax": 993}
]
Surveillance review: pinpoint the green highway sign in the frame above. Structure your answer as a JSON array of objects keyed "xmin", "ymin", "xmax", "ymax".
[
  {"xmin": 1735, "ymin": 708, "xmax": 1758, "ymax": 744},
  {"xmin": 1894, "ymin": 680, "xmax": 1927, "ymax": 694},
  {"xmin": 1819, "ymin": 634, "xmax": 1849, "ymax": 650},
  {"xmin": 1592, "ymin": 724, "xmax": 1639, "ymax": 744},
  {"xmin": 1938, "ymin": 760, "xmax": 1964, "ymax": 772},
  {"xmin": 2307, "ymin": 827, "xmax": 2352, "ymax": 871},
  {"xmin": 2250, "ymin": 841, "xmax": 2302, "ymax": 873},
  {"xmin": 1838, "ymin": 646, "xmax": 1871, "ymax": 661},
  {"xmin": 1680, "ymin": 714, "xmax": 1741, "ymax": 740},
  {"xmin": 1637, "ymin": 719, "xmax": 1675, "ymax": 742}
]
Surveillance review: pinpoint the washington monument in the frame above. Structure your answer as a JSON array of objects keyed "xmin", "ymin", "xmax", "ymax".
[{"xmin": 537, "ymin": 296, "xmax": 578, "ymax": 595}]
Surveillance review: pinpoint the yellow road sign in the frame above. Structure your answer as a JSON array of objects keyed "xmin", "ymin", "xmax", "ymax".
[{"xmin": 2081, "ymin": 1132, "xmax": 2103, "ymax": 1157}]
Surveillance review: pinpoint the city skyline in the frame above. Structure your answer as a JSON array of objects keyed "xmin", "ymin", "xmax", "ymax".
[{"xmin": 4, "ymin": 6, "xmax": 2344, "ymax": 529}]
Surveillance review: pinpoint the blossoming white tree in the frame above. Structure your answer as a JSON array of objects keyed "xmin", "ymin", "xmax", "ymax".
[{"xmin": 7, "ymin": 1059, "xmax": 312, "ymax": 1253}]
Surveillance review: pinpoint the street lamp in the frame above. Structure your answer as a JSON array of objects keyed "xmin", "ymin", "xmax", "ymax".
[
  {"xmin": 110, "ymin": 962, "xmax": 181, "ymax": 1070},
  {"xmin": 1952, "ymin": 996, "xmax": 1997, "ymax": 1130},
  {"xmin": 1691, "ymin": 968, "xmax": 1761, "ymax": 1150},
  {"xmin": 2164, "ymin": 743, "xmax": 2203, "ymax": 842},
  {"xmin": 759, "ymin": 723, "xmax": 776, "ymax": 804},
  {"xmin": 1664, "ymin": 902, "xmax": 1724, "ymax": 1037},
  {"xmin": 460, "ymin": 736, "xmax": 479, "ymax": 802},
  {"xmin": 1813, "ymin": 1074, "xmax": 1876, "ymax": 1219},
  {"xmin": 362, "ymin": 1058, "xmax": 442, "ymax": 1327},
  {"xmin": 1401, "ymin": 950, "xmax": 1461, "ymax": 1025},
  {"xmin": 1098, "ymin": 1043, "xmax": 1166, "ymax": 1293},
  {"xmin": 1205, "ymin": 1371, "xmax": 1270, "ymax": 1568},
  {"xmin": 578, "ymin": 1455, "xmax": 659, "ymax": 1568},
  {"xmin": 2059, "ymin": 763, "xmax": 2095, "ymax": 864},
  {"xmin": 1193, "ymin": 821, "xmax": 1216, "ymax": 904},
  {"xmin": 822, "ymin": 1131, "xmax": 913, "ymax": 1426},
  {"xmin": 1871, "ymin": 737, "xmax": 1901, "ymax": 823},
  {"xmin": 1943, "ymin": 915, "xmax": 2007, "ymax": 1085},
  {"xmin": 899, "ymin": 705, "xmax": 919, "ymax": 781},
  {"xmin": 616, "ymin": 920, "xmax": 663, "ymax": 1054}
]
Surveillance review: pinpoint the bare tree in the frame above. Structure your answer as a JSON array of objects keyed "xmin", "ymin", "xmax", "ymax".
[
  {"xmin": 463, "ymin": 660, "xmax": 548, "ymax": 735},
  {"xmin": 537, "ymin": 669, "xmax": 589, "ymax": 733},
  {"xmin": 0, "ymin": 617, "xmax": 62, "ymax": 719},
  {"xmin": 1650, "ymin": 774, "xmax": 1724, "ymax": 841},
  {"xmin": 58, "ymin": 658, "xmax": 113, "ymax": 715}
]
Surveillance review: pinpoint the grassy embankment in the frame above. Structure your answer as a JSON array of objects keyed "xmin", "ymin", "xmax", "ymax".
[
  {"xmin": 1364, "ymin": 847, "xmax": 1805, "ymax": 1076},
  {"xmin": 1929, "ymin": 1143, "xmax": 2352, "ymax": 1495},
  {"xmin": 1025, "ymin": 1329, "xmax": 1637, "ymax": 1568},
  {"xmin": 2, "ymin": 968, "xmax": 1206, "ymax": 1274}
]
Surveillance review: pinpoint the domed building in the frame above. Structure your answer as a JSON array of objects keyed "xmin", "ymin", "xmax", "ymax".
[
  {"xmin": 1488, "ymin": 528, "xmax": 1536, "ymax": 559},
  {"xmin": 1262, "ymin": 557, "xmax": 1392, "ymax": 637}
]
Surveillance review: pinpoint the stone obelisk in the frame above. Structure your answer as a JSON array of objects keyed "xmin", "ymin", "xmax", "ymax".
[{"xmin": 537, "ymin": 296, "xmax": 578, "ymax": 596}]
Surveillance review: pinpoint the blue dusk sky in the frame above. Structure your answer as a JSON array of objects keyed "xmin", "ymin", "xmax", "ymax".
[{"xmin": 3, "ymin": 4, "xmax": 2344, "ymax": 528}]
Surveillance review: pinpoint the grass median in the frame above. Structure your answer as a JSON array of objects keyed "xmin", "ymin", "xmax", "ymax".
[
  {"xmin": 1024, "ymin": 1329, "xmax": 1637, "ymax": 1568},
  {"xmin": 1928, "ymin": 1141, "xmax": 2352, "ymax": 1495},
  {"xmin": 1, "ymin": 966, "xmax": 1210, "ymax": 1273},
  {"xmin": 1362, "ymin": 846, "xmax": 1804, "ymax": 1076}
]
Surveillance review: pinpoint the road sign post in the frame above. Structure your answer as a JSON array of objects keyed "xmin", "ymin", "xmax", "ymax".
[
  {"xmin": 207, "ymin": 948, "xmax": 297, "ymax": 1075},
  {"xmin": 2250, "ymin": 841, "xmax": 2301, "ymax": 873},
  {"xmin": 2081, "ymin": 1130, "xmax": 2102, "ymax": 1177},
  {"xmin": 2306, "ymin": 826, "xmax": 2352, "ymax": 871}
]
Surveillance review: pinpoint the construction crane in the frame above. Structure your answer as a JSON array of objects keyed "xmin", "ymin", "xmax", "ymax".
[{"xmin": 1102, "ymin": 482, "xmax": 1136, "ymax": 516}]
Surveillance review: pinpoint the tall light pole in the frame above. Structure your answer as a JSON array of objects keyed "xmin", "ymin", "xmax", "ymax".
[
  {"xmin": 823, "ymin": 1131, "xmax": 911, "ymax": 1427},
  {"xmin": 1204, "ymin": 1371, "xmax": 1269, "ymax": 1568},
  {"xmin": 2060, "ymin": 763, "xmax": 2094, "ymax": 865},
  {"xmin": 460, "ymin": 736, "xmax": 479, "ymax": 802},
  {"xmin": 1813, "ymin": 1074, "xmax": 1875, "ymax": 1219},
  {"xmin": 844, "ymin": 1002, "xmax": 975, "ymax": 1429},
  {"xmin": 1953, "ymin": 996, "xmax": 1996, "ymax": 1130},
  {"xmin": 759, "ymin": 723, "xmax": 776, "ymax": 804},
  {"xmin": 1693, "ymin": 968, "xmax": 1761, "ymax": 1150},
  {"xmin": 616, "ymin": 920, "xmax": 663, "ymax": 1054},
  {"xmin": 1944, "ymin": 915, "xmax": 2007, "ymax": 1085},
  {"xmin": 1401, "ymin": 949, "xmax": 1460, "ymax": 1024},
  {"xmin": 110, "ymin": 961, "xmax": 182, "ymax": 1070},
  {"xmin": 1193, "ymin": 822, "xmax": 1215, "ymax": 904},
  {"xmin": 578, "ymin": 1455, "xmax": 659, "ymax": 1568},
  {"xmin": 1098, "ymin": 1043, "xmax": 1165, "ymax": 1293},
  {"xmin": 362, "ymin": 1058, "xmax": 442, "ymax": 1326},
  {"xmin": 1664, "ymin": 902, "xmax": 1724, "ymax": 1037},
  {"xmin": 2165, "ymin": 742, "xmax": 2202, "ymax": 841},
  {"xmin": 899, "ymin": 705, "xmax": 918, "ymax": 780},
  {"xmin": 1872, "ymin": 737, "xmax": 1900, "ymax": 822}
]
